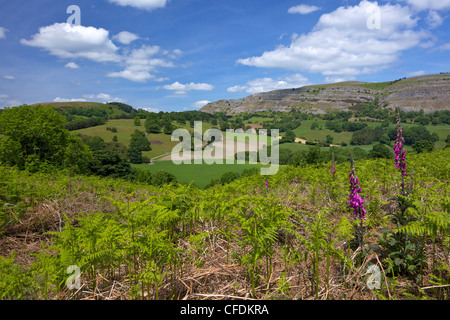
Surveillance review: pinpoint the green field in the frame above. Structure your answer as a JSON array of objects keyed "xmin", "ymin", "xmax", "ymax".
[
  {"xmin": 74, "ymin": 119, "xmax": 178, "ymax": 158},
  {"xmin": 75, "ymin": 119, "xmax": 219, "ymax": 159},
  {"xmin": 133, "ymin": 161, "xmax": 271, "ymax": 188},
  {"xmin": 279, "ymin": 142, "xmax": 311, "ymax": 153},
  {"xmin": 279, "ymin": 141, "xmax": 378, "ymax": 153},
  {"xmin": 358, "ymin": 81, "xmax": 393, "ymax": 90},
  {"xmin": 290, "ymin": 120, "xmax": 353, "ymax": 144},
  {"xmin": 245, "ymin": 116, "xmax": 269, "ymax": 125}
]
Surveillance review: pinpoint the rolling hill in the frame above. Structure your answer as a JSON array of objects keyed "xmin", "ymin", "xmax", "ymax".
[
  {"xmin": 30, "ymin": 101, "xmax": 134, "ymax": 119},
  {"xmin": 200, "ymin": 73, "xmax": 450, "ymax": 114}
]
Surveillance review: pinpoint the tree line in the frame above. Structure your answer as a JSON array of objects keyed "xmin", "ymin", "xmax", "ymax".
[{"xmin": 0, "ymin": 104, "xmax": 175, "ymax": 186}]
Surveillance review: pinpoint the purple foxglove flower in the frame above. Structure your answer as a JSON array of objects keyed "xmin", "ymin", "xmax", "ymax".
[
  {"xmin": 330, "ymin": 153, "xmax": 336, "ymax": 175},
  {"xmin": 394, "ymin": 117, "xmax": 408, "ymax": 177},
  {"xmin": 348, "ymin": 164, "xmax": 367, "ymax": 220}
]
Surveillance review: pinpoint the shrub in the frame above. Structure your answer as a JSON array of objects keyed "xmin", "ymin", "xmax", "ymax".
[
  {"xmin": 412, "ymin": 140, "xmax": 434, "ymax": 153},
  {"xmin": 369, "ymin": 143, "xmax": 392, "ymax": 159},
  {"xmin": 220, "ymin": 171, "xmax": 240, "ymax": 185},
  {"xmin": 151, "ymin": 170, "xmax": 176, "ymax": 186}
]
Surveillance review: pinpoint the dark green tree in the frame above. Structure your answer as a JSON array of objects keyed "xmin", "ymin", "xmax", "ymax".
[
  {"xmin": 64, "ymin": 134, "xmax": 93, "ymax": 175},
  {"xmin": 163, "ymin": 121, "xmax": 175, "ymax": 135},
  {"xmin": 288, "ymin": 151, "xmax": 307, "ymax": 167},
  {"xmin": 85, "ymin": 136, "xmax": 105, "ymax": 151},
  {"xmin": 369, "ymin": 143, "xmax": 392, "ymax": 159},
  {"xmin": 0, "ymin": 136, "xmax": 23, "ymax": 168},
  {"xmin": 151, "ymin": 171, "xmax": 176, "ymax": 186},
  {"xmin": 89, "ymin": 149, "xmax": 131, "ymax": 178},
  {"xmin": 402, "ymin": 126, "xmax": 437, "ymax": 145},
  {"xmin": 280, "ymin": 130, "xmax": 296, "ymax": 143},
  {"xmin": 412, "ymin": 140, "xmax": 434, "ymax": 153},
  {"xmin": 326, "ymin": 134, "xmax": 334, "ymax": 145},
  {"xmin": 0, "ymin": 104, "xmax": 92, "ymax": 172},
  {"xmin": 127, "ymin": 130, "xmax": 151, "ymax": 164},
  {"xmin": 279, "ymin": 149, "xmax": 293, "ymax": 165},
  {"xmin": 127, "ymin": 146, "xmax": 143, "ymax": 164},
  {"xmin": 129, "ymin": 130, "xmax": 151, "ymax": 152},
  {"xmin": 220, "ymin": 171, "xmax": 240, "ymax": 185},
  {"xmin": 306, "ymin": 145, "xmax": 321, "ymax": 165}
]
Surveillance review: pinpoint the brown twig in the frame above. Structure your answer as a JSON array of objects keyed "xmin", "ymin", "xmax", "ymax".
[
  {"xmin": 185, "ymin": 293, "xmax": 256, "ymax": 300},
  {"xmin": 421, "ymin": 284, "xmax": 450, "ymax": 290},
  {"xmin": 374, "ymin": 253, "xmax": 391, "ymax": 300}
]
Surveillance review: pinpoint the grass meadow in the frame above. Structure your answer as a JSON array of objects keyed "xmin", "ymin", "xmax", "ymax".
[{"xmin": 133, "ymin": 161, "xmax": 271, "ymax": 188}]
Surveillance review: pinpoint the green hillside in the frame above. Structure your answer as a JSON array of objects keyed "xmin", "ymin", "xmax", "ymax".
[{"xmin": 32, "ymin": 101, "xmax": 133, "ymax": 118}]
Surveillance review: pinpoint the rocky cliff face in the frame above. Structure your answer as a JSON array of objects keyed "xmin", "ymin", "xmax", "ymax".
[{"xmin": 201, "ymin": 73, "xmax": 450, "ymax": 114}]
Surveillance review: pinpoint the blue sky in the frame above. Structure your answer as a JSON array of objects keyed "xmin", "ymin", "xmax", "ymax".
[{"xmin": 1, "ymin": 0, "xmax": 450, "ymax": 111}]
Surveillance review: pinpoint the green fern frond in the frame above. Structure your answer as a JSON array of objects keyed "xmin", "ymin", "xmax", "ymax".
[{"xmin": 396, "ymin": 211, "xmax": 450, "ymax": 237}]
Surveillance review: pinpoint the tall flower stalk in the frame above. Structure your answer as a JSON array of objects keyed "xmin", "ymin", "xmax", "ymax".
[
  {"xmin": 393, "ymin": 111, "xmax": 408, "ymax": 196},
  {"xmin": 348, "ymin": 155, "xmax": 366, "ymax": 254},
  {"xmin": 380, "ymin": 109, "xmax": 423, "ymax": 278},
  {"xmin": 348, "ymin": 163, "xmax": 366, "ymax": 221}
]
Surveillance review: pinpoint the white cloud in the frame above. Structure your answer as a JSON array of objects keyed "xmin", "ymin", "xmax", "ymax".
[
  {"xmin": 82, "ymin": 93, "xmax": 126, "ymax": 102},
  {"xmin": 288, "ymin": 4, "xmax": 321, "ymax": 14},
  {"xmin": 108, "ymin": 69, "xmax": 154, "ymax": 82},
  {"xmin": 154, "ymin": 77, "xmax": 169, "ymax": 82},
  {"xmin": 21, "ymin": 23, "xmax": 120, "ymax": 63},
  {"xmin": 439, "ymin": 43, "xmax": 450, "ymax": 50},
  {"xmin": 65, "ymin": 62, "xmax": 80, "ymax": 69},
  {"xmin": 0, "ymin": 94, "xmax": 22, "ymax": 108},
  {"xmin": 162, "ymin": 81, "xmax": 214, "ymax": 94},
  {"xmin": 227, "ymin": 74, "xmax": 310, "ymax": 94},
  {"xmin": 2, "ymin": 75, "xmax": 15, "ymax": 80},
  {"xmin": 227, "ymin": 85, "xmax": 248, "ymax": 93},
  {"xmin": 21, "ymin": 23, "xmax": 178, "ymax": 83},
  {"xmin": 325, "ymin": 76, "xmax": 357, "ymax": 83},
  {"xmin": 172, "ymin": 49, "xmax": 183, "ymax": 56},
  {"xmin": 140, "ymin": 106, "xmax": 160, "ymax": 113},
  {"xmin": 404, "ymin": 0, "xmax": 450, "ymax": 11},
  {"xmin": 54, "ymin": 93, "xmax": 124, "ymax": 104},
  {"xmin": 191, "ymin": 100, "xmax": 210, "ymax": 109},
  {"xmin": 238, "ymin": 1, "xmax": 429, "ymax": 79},
  {"xmin": 108, "ymin": 0, "xmax": 168, "ymax": 11},
  {"xmin": 408, "ymin": 70, "xmax": 426, "ymax": 76},
  {"xmin": 108, "ymin": 45, "xmax": 175, "ymax": 82},
  {"xmin": 113, "ymin": 31, "xmax": 139, "ymax": 44},
  {"xmin": 53, "ymin": 97, "xmax": 87, "ymax": 102},
  {"xmin": 426, "ymin": 10, "xmax": 444, "ymax": 28},
  {"xmin": 0, "ymin": 27, "xmax": 7, "ymax": 39}
]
